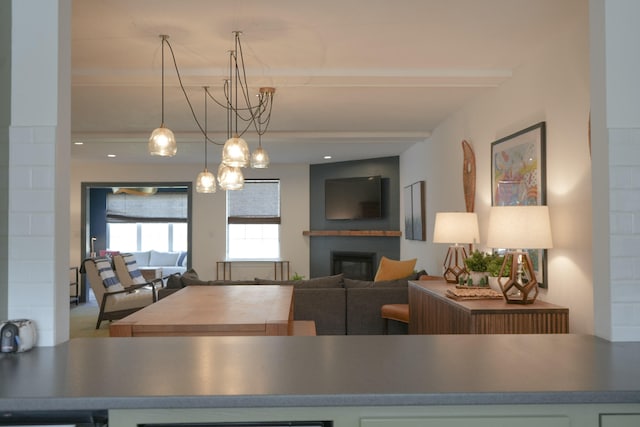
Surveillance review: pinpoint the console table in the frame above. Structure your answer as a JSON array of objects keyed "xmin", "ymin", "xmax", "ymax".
[
  {"xmin": 408, "ymin": 280, "xmax": 569, "ymax": 334},
  {"xmin": 216, "ymin": 259, "xmax": 290, "ymax": 280}
]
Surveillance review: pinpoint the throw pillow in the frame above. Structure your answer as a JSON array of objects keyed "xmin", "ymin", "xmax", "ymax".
[
  {"xmin": 373, "ymin": 256, "xmax": 417, "ymax": 282},
  {"xmin": 180, "ymin": 268, "xmax": 205, "ymax": 286},
  {"xmin": 166, "ymin": 273, "xmax": 183, "ymax": 289}
]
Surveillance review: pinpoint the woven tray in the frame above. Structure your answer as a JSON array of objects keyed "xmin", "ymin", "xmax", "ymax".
[{"xmin": 446, "ymin": 287, "xmax": 503, "ymax": 300}]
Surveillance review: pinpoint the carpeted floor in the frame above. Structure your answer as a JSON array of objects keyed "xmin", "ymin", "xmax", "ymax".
[{"xmin": 69, "ymin": 293, "xmax": 110, "ymax": 338}]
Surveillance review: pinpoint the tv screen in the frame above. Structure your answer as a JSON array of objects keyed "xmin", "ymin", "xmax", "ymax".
[{"xmin": 325, "ymin": 176, "xmax": 382, "ymax": 220}]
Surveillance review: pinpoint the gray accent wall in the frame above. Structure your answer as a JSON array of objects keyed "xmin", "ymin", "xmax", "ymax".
[{"xmin": 309, "ymin": 156, "xmax": 401, "ymax": 278}]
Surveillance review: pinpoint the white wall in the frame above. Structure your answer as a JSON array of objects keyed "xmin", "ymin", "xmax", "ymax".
[
  {"xmin": 70, "ymin": 161, "xmax": 310, "ymax": 282},
  {"xmin": 401, "ymin": 2, "xmax": 593, "ymax": 334}
]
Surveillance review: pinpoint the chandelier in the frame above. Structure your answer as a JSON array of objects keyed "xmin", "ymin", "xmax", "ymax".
[{"xmin": 149, "ymin": 31, "xmax": 276, "ymax": 191}]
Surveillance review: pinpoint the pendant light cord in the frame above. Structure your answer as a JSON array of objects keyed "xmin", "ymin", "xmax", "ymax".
[
  {"xmin": 159, "ymin": 32, "xmax": 275, "ymax": 145},
  {"xmin": 204, "ymin": 86, "xmax": 208, "ymax": 169},
  {"xmin": 160, "ymin": 35, "xmax": 167, "ymax": 126}
]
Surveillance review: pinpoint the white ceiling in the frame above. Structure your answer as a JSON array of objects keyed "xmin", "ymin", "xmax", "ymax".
[{"xmin": 71, "ymin": 0, "xmax": 586, "ymax": 165}]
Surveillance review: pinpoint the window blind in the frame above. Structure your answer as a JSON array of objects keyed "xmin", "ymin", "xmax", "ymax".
[
  {"xmin": 227, "ymin": 179, "xmax": 281, "ymax": 224},
  {"xmin": 106, "ymin": 192, "xmax": 188, "ymax": 223}
]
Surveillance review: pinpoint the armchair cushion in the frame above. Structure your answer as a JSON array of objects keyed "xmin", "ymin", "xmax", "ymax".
[
  {"xmin": 95, "ymin": 258, "xmax": 124, "ymax": 291},
  {"xmin": 120, "ymin": 253, "xmax": 146, "ymax": 285}
]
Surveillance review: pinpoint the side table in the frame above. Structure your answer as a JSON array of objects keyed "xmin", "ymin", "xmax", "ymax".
[{"xmin": 139, "ymin": 267, "xmax": 162, "ymax": 282}]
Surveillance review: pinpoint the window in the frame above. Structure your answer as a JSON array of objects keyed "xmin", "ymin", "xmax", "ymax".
[
  {"xmin": 107, "ymin": 223, "xmax": 187, "ymax": 252},
  {"xmin": 105, "ymin": 191, "xmax": 188, "ymax": 252},
  {"xmin": 227, "ymin": 179, "xmax": 280, "ymax": 259}
]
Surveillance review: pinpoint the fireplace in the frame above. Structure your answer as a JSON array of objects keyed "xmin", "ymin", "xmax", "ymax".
[{"xmin": 331, "ymin": 251, "xmax": 376, "ymax": 280}]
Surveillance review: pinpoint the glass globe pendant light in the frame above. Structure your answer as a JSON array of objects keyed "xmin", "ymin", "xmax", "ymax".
[
  {"xmin": 196, "ymin": 87, "xmax": 216, "ymax": 193},
  {"xmin": 250, "ymin": 134, "xmax": 269, "ymax": 168},
  {"xmin": 222, "ymin": 134, "xmax": 250, "ymax": 167},
  {"xmin": 149, "ymin": 35, "xmax": 177, "ymax": 157},
  {"xmin": 217, "ymin": 163, "xmax": 244, "ymax": 191}
]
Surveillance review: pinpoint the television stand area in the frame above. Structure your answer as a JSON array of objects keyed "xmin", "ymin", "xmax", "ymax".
[{"xmin": 302, "ymin": 230, "xmax": 402, "ymax": 237}]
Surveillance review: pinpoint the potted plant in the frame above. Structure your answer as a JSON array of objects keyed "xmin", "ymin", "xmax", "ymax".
[
  {"xmin": 486, "ymin": 253, "xmax": 511, "ymax": 292},
  {"xmin": 463, "ymin": 250, "xmax": 490, "ymax": 286}
]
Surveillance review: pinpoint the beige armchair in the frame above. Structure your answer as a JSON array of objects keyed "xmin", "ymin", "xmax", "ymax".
[{"xmin": 81, "ymin": 257, "xmax": 156, "ymax": 329}]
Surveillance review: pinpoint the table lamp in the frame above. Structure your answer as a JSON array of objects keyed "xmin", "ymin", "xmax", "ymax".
[
  {"xmin": 486, "ymin": 205, "xmax": 553, "ymax": 304},
  {"xmin": 433, "ymin": 212, "xmax": 480, "ymax": 283}
]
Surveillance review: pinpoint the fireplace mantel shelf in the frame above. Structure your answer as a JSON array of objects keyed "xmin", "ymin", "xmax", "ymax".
[{"xmin": 303, "ymin": 230, "xmax": 402, "ymax": 237}]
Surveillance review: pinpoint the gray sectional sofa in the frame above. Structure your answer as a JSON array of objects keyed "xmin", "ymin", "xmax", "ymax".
[{"xmin": 158, "ymin": 271, "xmax": 416, "ymax": 335}]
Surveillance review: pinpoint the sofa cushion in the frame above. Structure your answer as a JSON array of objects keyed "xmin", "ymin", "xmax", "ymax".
[
  {"xmin": 373, "ymin": 256, "xmax": 416, "ymax": 282},
  {"xmin": 346, "ymin": 286, "xmax": 408, "ymax": 335},
  {"xmin": 208, "ymin": 280, "xmax": 258, "ymax": 286},
  {"xmin": 256, "ymin": 273, "xmax": 344, "ymax": 289},
  {"xmin": 344, "ymin": 277, "xmax": 408, "ymax": 289},
  {"xmin": 179, "ymin": 268, "xmax": 212, "ymax": 286},
  {"xmin": 149, "ymin": 250, "xmax": 180, "ymax": 267},
  {"xmin": 129, "ymin": 251, "xmax": 151, "ymax": 267},
  {"xmin": 293, "ymin": 288, "xmax": 347, "ymax": 335}
]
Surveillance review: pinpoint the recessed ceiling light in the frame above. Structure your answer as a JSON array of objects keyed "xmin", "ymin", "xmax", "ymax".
[
  {"xmin": 323, "ymin": 155, "xmax": 332, "ymax": 160},
  {"xmin": 73, "ymin": 141, "xmax": 84, "ymax": 145},
  {"xmin": 107, "ymin": 154, "xmax": 116, "ymax": 158}
]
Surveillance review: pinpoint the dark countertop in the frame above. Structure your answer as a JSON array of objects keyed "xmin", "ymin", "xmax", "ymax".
[{"xmin": 1, "ymin": 334, "xmax": 639, "ymax": 412}]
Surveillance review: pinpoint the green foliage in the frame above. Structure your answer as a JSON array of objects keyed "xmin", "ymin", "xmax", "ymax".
[
  {"xmin": 486, "ymin": 253, "xmax": 511, "ymax": 277},
  {"xmin": 291, "ymin": 272, "xmax": 306, "ymax": 280},
  {"xmin": 464, "ymin": 250, "xmax": 490, "ymax": 272}
]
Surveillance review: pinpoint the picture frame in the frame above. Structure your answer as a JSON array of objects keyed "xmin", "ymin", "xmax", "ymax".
[
  {"xmin": 404, "ymin": 181, "xmax": 426, "ymax": 241},
  {"xmin": 490, "ymin": 121, "xmax": 547, "ymax": 288}
]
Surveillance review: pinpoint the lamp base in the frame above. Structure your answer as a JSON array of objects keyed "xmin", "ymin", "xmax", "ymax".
[
  {"xmin": 497, "ymin": 250, "xmax": 539, "ymax": 304},
  {"xmin": 442, "ymin": 245, "xmax": 468, "ymax": 284}
]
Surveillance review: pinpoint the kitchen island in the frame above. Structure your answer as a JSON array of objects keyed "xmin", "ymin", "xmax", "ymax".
[{"xmin": 1, "ymin": 334, "xmax": 639, "ymax": 426}]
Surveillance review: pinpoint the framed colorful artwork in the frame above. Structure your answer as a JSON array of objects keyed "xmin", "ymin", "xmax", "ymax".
[
  {"xmin": 491, "ymin": 121, "xmax": 547, "ymax": 288},
  {"xmin": 491, "ymin": 122, "xmax": 546, "ymax": 206}
]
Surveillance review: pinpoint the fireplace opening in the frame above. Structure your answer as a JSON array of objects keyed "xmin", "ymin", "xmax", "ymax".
[{"xmin": 331, "ymin": 251, "xmax": 376, "ymax": 281}]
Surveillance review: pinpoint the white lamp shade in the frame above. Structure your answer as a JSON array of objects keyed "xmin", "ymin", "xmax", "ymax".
[
  {"xmin": 486, "ymin": 205, "xmax": 553, "ymax": 249},
  {"xmin": 222, "ymin": 135, "xmax": 249, "ymax": 167},
  {"xmin": 433, "ymin": 212, "xmax": 479, "ymax": 244},
  {"xmin": 148, "ymin": 126, "xmax": 177, "ymax": 156},
  {"xmin": 196, "ymin": 169, "xmax": 217, "ymax": 193}
]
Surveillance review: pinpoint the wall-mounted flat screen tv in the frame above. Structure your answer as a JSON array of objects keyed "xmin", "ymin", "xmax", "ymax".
[{"xmin": 325, "ymin": 176, "xmax": 382, "ymax": 220}]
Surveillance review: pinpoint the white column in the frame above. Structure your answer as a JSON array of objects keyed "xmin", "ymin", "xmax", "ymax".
[
  {"xmin": 591, "ymin": 0, "xmax": 640, "ymax": 341},
  {"xmin": 8, "ymin": 0, "xmax": 71, "ymax": 346}
]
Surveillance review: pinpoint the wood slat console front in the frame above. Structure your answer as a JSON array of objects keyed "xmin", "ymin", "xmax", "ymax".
[{"xmin": 408, "ymin": 280, "xmax": 569, "ymax": 334}]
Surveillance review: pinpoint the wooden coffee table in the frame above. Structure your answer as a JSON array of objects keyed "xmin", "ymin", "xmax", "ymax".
[{"xmin": 109, "ymin": 285, "xmax": 294, "ymax": 337}]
